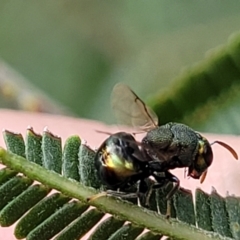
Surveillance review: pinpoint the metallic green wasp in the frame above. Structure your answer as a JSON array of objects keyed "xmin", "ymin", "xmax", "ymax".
[{"xmin": 90, "ymin": 83, "xmax": 238, "ymax": 208}]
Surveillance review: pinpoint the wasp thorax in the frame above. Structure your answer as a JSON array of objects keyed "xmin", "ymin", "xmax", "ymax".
[{"xmin": 188, "ymin": 137, "xmax": 213, "ymax": 179}]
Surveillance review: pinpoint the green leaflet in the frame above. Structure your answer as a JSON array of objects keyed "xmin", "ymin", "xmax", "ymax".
[
  {"xmin": 88, "ymin": 216, "xmax": 125, "ymax": 239},
  {"xmin": 173, "ymin": 188, "xmax": 195, "ymax": 225},
  {"xmin": 25, "ymin": 127, "xmax": 42, "ymax": 165},
  {"xmin": 78, "ymin": 143, "xmax": 101, "ymax": 189},
  {"xmin": 195, "ymin": 188, "xmax": 212, "ymax": 232},
  {"xmin": 0, "ymin": 184, "xmax": 50, "ymax": 227},
  {"xmin": 26, "ymin": 201, "xmax": 88, "ymax": 240},
  {"xmin": 0, "ymin": 167, "xmax": 17, "ymax": 185},
  {"xmin": 226, "ymin": 195, "xmax": 240, "ymax": 239},
  {"xmin": 108, "ymin": 223, "xmax": 144, "ymax": 240},
  {"xmin": 3, "ymin": 130, "xmax": 25, "ymax": 157},
  {"xmin": 136, "ymin": 231, "xmax": 163, "ymax": 240},
  {"xmin": 15, "ymin": 193, "xmax": 71, "ymax": 239},
  {"xmin": 210, "ymin": 187, "xmax": 232, "ymax": 238},
  {"xmin": 55, "ymin": 208, "xmax": 104, "ymax": 240},
  {"xmin": 62, "ymin": 135, "xmax": 81, "ymax": 181},
  {"xmin": 149, "ymin": 32, "xmax": 240, "ymax": 134},
  {"xmin": 42, "ymin": 128, "xmax": 62, "ymax": 173},
  {"xmin": 0, "ymin": 175, "xmax": 33, "ymax": 211}
]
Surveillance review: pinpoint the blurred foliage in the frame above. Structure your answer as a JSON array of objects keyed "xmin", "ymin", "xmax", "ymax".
[
  {"xmin": 0, "ymin": 60, "xmax": 71, "ymax": 114},
  {"xmin": 0, "ymin": 1, "xmax": 240, "ymax": 133},
  {"xmin": 150, "ymin": 32, "xmax": 240, "ymax": 134}
]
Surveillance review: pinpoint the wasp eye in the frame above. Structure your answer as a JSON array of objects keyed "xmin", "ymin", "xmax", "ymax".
[
  {"xmin": 198, "ymin": 139, "xmax": 213, "ymax": 168},
  {"xmin": 188, "ymin": 139, "xmax": 213, "ymax": 179},
  {"xmin": 203, "ymin": 143, "xmax": 213, "ymax": 167}
]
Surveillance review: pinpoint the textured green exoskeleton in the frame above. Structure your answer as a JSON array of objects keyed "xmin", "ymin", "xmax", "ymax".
[
  {"xmin": 90, "ymin": 83, "xmax": 238, "ymax": 207},
  {"xmin": 111, "ymin": 83, "xmax": 237, "ymax": 184},
  {"xmin": 142, "ymin": 122, "xmax": 213, "ymax": 181}
]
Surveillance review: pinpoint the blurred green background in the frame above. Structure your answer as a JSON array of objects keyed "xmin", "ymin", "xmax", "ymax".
[{"xmin": 1, "ymin": 1, "xmax": 240, "ymax": 133}]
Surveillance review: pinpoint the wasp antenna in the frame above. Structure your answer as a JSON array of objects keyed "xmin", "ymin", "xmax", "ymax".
[
  {"xmin": 200, "ymin": 170, "xmax": 208, "ymax": 183},
  {"xmin": 211, "ymin": 141, "xmax": 238, "ymax": 160},
  {"xmin": 95, "ymin": 130, "xmax": 112, "ymax": 135},
  {"xmin": 132, "ymin": 130, "xmax": 146, "ymax": 135}
]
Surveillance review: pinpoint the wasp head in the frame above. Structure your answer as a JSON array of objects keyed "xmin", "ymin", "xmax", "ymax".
[
  {"xmin": 188, "ymin": 135, "xmax": 238, "ymax": 183},
  {"xmin": 188, "ymin": 136, "xmax": 213, "ymax": 181}
]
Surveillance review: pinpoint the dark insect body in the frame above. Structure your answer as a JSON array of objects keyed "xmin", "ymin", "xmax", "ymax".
[
  {"xmin": 89, "ymin": 83, "xmax": 238, "ymax": 207},
  {"xmin": 111, "ymin": 83, "xmax": 238, "ymax": 184},
  {"xmin": 93, "ymin": 131, "xmax": 179, "ymax": 205},
  {"xmin": 141, "ymin": 122, "xmax": 213, "ymax": 181},
  {"xmin": 95, "ymin": 132, "xmax": 146, "ymax": 190}
]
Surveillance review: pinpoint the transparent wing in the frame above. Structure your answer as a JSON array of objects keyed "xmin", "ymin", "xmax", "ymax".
[{"xmin": 111, "ymin": 83, "xmax": 158, "ymax": 131}]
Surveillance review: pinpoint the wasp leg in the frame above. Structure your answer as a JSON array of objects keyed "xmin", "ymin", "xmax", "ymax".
[
  {"xmin": 87, "ymin": 192, "xmax": 107, "ymax": 202},
  {"xmin": 144, "ymin": 181, "xmax": 172, "ymax": 218},
  {"xmin": 151, "ymin": 171, "xmax": 180, "ymax": 199},
  {"xmin": 106, "ymin": 190, "xmax": 138, "ymax": 198},
  {"xmin": 166, "ymin": 199, "xmax": 171, "ymax": 219},
  {"xmin": 165, "ymin": 172, "xmax": 180, "ymax": 200},
  {"xmin": 87, "ymin": 189, "xmax": 138, "ymax": 202},
  {"xmin": 144, "ymin": 186, "xmax": 153, "ymax": 207},
  {"xmin": 144, "ymin": 180, "xmax": 166, "ymax": 207},
  {"xmin": 150, "ymin": 171, "xmax": 180, "ymax": 218},
  {"xmin": 137, "ymin": 179, "xmax": 150, "ymax": 207}
]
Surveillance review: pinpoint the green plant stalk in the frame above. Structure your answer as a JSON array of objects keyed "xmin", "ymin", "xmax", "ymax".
[{"xmin": 0, "ymin": 148, "xmax": 226, "ymax": 240}]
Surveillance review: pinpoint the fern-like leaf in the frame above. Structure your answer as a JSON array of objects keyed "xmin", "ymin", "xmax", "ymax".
[{"xmin": 0, "ymin": 127, "xmax": 239, "ymax": 239}]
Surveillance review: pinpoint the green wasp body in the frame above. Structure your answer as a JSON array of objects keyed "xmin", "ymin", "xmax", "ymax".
[
  {"xmin": 142, "ymin": 122, "xmax": 213, "ymax": 181},
  {"xmin": 92, "ymin": 83, "xmax": 237, "ymax": 203},
  {"xmin": 110, "ymin": 83, "xmax": 237, "ymax": 184}
]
